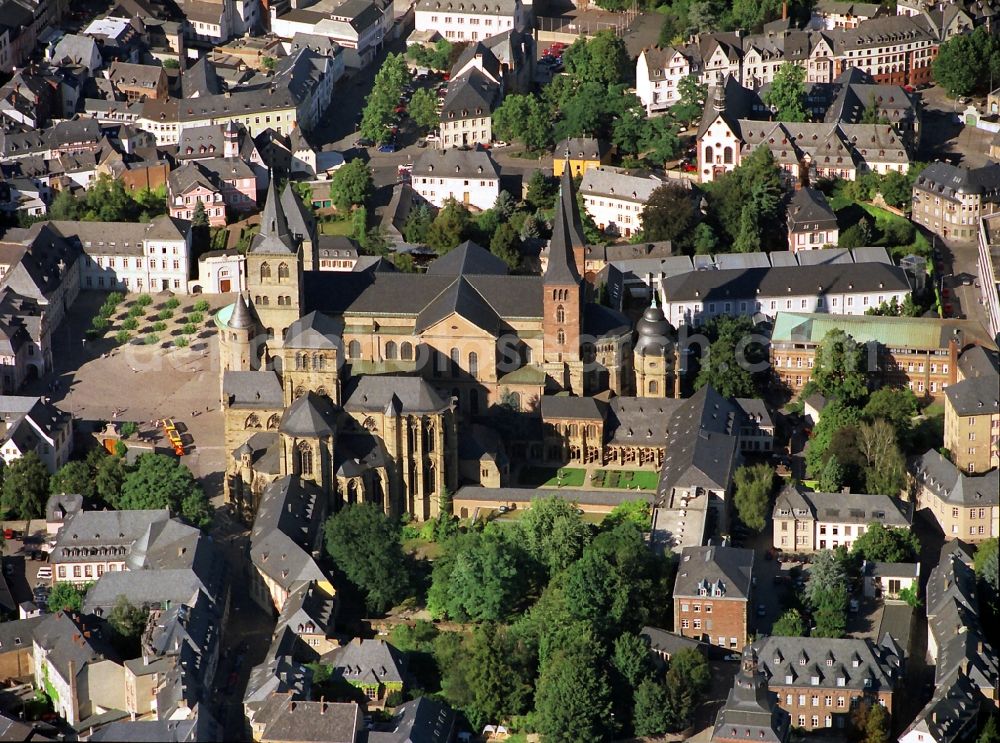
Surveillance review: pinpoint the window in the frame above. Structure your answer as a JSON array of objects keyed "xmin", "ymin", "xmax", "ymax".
[
  {"xmin": 297, "ymin": 442, "xmax": 314, "ymax": 476},
  {"xmin": 401, "ymin": 342, "xmax": 413, "ymax": 360},
  {"xmin": 348, "ymin": 340, "xmax": 361, "ymax": 358},
  {"xmin": 556, "ymin": 304, "xmax": 565, "ymax": 323},
  {"xmin": 385, "ymin": 341, "xmax": 398, "ymax": 360},
  {"xmin": 260, "ymin": 262, "xmax": 271, "ymax": 280}
]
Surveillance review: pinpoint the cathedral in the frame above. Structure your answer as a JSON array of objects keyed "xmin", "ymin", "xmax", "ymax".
[{"xmin": 217, "ymin": 164, "xmax": 679, "ymax": 522}]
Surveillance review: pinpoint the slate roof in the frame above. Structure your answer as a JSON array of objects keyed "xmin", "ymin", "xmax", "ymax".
[
  {"xmin": 579, "ymin": 166, "xmax": 667, "ymax": 203},
  {"xmin": 786, "ymin": 187, "xmax": 837, "ymax": 231},
  {"xmin": 33, "ymin": 612, "xmax": 118, "ymax": 682},
  {"xmin": 607, "ymin": 397, "xmax": 682, "ymax": 446},
  {"xmin": 274, "ymin": 581, "xmax": 337, "ymax": 641},
  {"xmin": 260, "ymin": 700, "xmax": 360, "ymax": 743},
  {"xmin": 772, "ymin": 484, "xmax": 911, "ymax": 526},
  {"xmin": 556, "ymin": 137, "xmax": 611, "ymax": 161},
  {"xmin": 657, "ymin": 386, "xmax": 742, "ymax": 494},
  {"xmin": 250, "ymin": 175, "xmax": 299, "ymax": 255},
  {"xmin": 425, "ymin": 240, "xmax": 507, "ymax": 276},
  {"xmin": 368, "ymin": 698, "xmax": 456, "ymax": 743},
  {"xmin": 223, "ymin": 371, "xmax": 284, "ymax": 408},
  {"xmin": 284, "ymin": 311, "xmax": 340, "ymax": 350},
  {"xmin": 250, "ymin": 476, "xmax": 328, "ymax": 592},
  {"xmin": 540, "ymin": 395, "xmax": 605, "ymax": 421},
  {"xmin": 640, "ymin": 626, "xmax": 703, "ymax": 658},
  {"xmin": 900, "ymin": 673, "xmax": 981, "ymax": 743},
  {"xmin": 415, "ymin": 0, "xmax": 517, "ymax": 14},
  {"xmin": 244, "ymin": 629, "xmax": 311, "ymax": 705},
  {"xmin": 944, "ymin": 373, "xmax": 999, "ymax": 416},
  {"xmin": 439, "ymin": 67, "xmax": 500, "ymax": 118},
  {"xmin": 0, "ymin": 616, "xmax": 44, "ymax": 655},
  {"xmin": 343, "ymin": 376, "xmax": 450, "ymax": 414},
  {"xmin": 323, "ymin": 638, "xmax": 407, "ymax": 687},
  {"xmin": 674, "ymin": 545, "xmax": 754, "ymax": 600},
  {"xmin": 910, "ymin": 449, "xmax": 999, "ymax": 507},
  {"xmin": 48, "ymin": 509, "xmax": 171, "ymax": 564},
  {"xmin": 411, "ymin": 148, "xmax": 499, "ymax": 179},
  {"xmin": 451, "ymin": 41, "xmax": 502, "ymax": 82},
  {"xmin": 914, "ymin": 161, "xmax": 1000, "ymax": 201},
  {"xmin": 87, "ymin": 715, "xmax": 218, "ymax": 742},
  {"xmin": 754, "ymin": 636, "xmax": 900, "ymax": 692},
  {"xmin": 711, "ymin": 648, "xmax": 789, "ymax": 743},
  {"xmin": 414, "ymin": 276, "xmax": 502, "ymax": 334},
  {"xmin": 278, "ymin": 391, "xmax": 339, "ymax": 437},
  {"xmin": 544, "ymin": 163, "xmax": 585, "ymax": 286}
]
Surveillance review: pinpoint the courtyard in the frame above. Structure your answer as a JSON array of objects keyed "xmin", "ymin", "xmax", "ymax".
[{"xmin": 517, "ymin": 464, "xmax": 660, "ymax": 491}]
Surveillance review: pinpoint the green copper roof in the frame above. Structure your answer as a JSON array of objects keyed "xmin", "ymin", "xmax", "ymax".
[{"xmin": 771, "ymin": 312, "xmax": 990, "ymax": 350}]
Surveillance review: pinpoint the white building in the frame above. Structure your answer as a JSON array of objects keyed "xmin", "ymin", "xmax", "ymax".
[
  {"xmin": 411, "ymin": 148, "xmax": 500, "ymax": 211},
  {"xmin": 270, "ymin": 0, "xmax": 390, "ymax": 69},
  {"xmin": 979, "ymin": 214, "xmax": 1000, "ymax": 341},
  {"xmin": 194, "ymin": 249, "xmax": 246, "ymax": 294},
  {"xmin": 414, "ymin": 0, "xmax": 527, "ymax": 42},
  {"xmin": 47, "ymin": 216, "xmax": 193, "ymax": 294},
  {"xmin": 635, "ymin": 45, "xmax": 700, "ymax": 115},
  {"xmin": 659, "ymin": 261, "xmax": 912, "ymax": 327},
  {"xmin": 579, "ymin": 166, "xmax": 676, "ymax": 239},
  {"xmin": 0, "ymin": 396, "xmax": 73, "ymax": 474}
]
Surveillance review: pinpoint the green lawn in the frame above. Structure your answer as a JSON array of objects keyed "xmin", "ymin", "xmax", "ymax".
[
  {"xmin": 319, "ymin": 219, "xmax": 354, "ymax": 236},
  {"xmin": 518, "ymin": 466, "xmax": 586, "ymax": 487},
  {"xmin": 831, "ymin": 195, "xmax": 931, "ymax": 259},
  {"xmin": 589, "ymin": 469, "xmax": 660, "ymax": 491}
]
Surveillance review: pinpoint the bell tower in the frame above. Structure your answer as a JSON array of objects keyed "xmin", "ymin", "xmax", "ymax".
[{"xmin": 633, "ymin": 284, "xmax": 675, "ymax": 398}]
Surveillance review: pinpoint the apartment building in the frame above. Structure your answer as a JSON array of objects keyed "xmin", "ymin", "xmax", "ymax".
[
  {"xmin": 979, "ymin": 214, "xmax": 1000, "ymax": 340},
  {"xmin": 786, "ymin": 187, "xmax": 840, "ymax": 252},
  {"xmin": 270, "ymin": 0, "xmax": 390, "ymax": 69},
  {"xmin": 414, "ymin": 0, "xmax": 527, "ymax": 42},
  {"xmin": 635, "ymin": 44, "xmax": 701, "ymax": 115},
  {"xmin": 673, "ymin": 545, "xmax": 754, "ymax": 652},
  {"xmin": 810, "ymin": 0, "xmax": 883, "ymax": 30},
  {"xmin": 411, "ymin": 148, "xmax": 500, "ymax": 211},
  {"xmin": 832, "ymin": 13, "xmax": 938, "ymax": 85},
  {"xmin": 772, "ymin": 485, "xmax": 911, "ymax": 553},
  {"xmin": 553, "ymin": 138, "xmax": 613, "ymax": 178},
  {"xmin": 579, "ymin": 166, "xmax": 676, "ymax": 239},
  {"xmin": 912, "ymin": 161, "xmax": 1000, "ymax": 242},
  {"xmin": 911, "ymin": 450, "xmax": 999, "ymax": 543},
  {"xmin": 768, "ymin": 312, "xmax": 994, "ymax": 400},
  {"xmin": 437, "ymin": 67, "xmax": 501, "ymax": 149},
  {"xmin": 661, "ymin": 262, "xmax": 911, "ymax": 328},
  {"xmin": 943, "ymin": 371, "xmax": 999, "ymax": 474},
  {"xmin": 106, "ymin": 61, "xmax": 169, "ymax": 102}
]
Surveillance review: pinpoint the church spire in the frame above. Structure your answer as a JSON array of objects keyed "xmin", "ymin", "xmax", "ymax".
[
  {"xmin": 543, "ymin": 157, "xmax": 585, "ymax": 285},
  {"xmin": 249, "ymin": 172, "xmax": 297, "ymax": 255}
]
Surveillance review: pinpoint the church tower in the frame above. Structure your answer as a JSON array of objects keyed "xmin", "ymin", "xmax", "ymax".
[
  {"xmin": 634, "ymin": 289, "xmax": 675, "ymax": 398},
  {"xmin": 542, "ymin": 159, "xmax": 586, "ymax": 394},
  {"xmin": 223, "ymin": 121, "xmax": 240, "ymax": 159},
  {"xmin": 710, "ymin": 646, "xmax": 789, "ymax": 743},
  {"xmin": 220, "ymin": 292, "xmax": 261, "ymax": 378},
  {"xmin": 245, "ymin": 174, "xmax": 303, "ymax": 350}
]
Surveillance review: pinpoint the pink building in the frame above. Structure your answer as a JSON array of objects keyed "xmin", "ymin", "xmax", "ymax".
[{"xmin": 167, "ymin": 158, "xmax": 258, "ymax": 227}]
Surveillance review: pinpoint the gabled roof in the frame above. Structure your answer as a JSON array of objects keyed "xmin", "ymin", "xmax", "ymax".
[
  {"xmin": 657, "ymin": 386, "xmax": 742, "ymax": 494},
  {"xmin": 368, "ymin": 698, "xmax": 457, "ymax": 743},
  {"xmin": 324, "ymin": 638, "xmax": 406, "ymax": 686},
  {"xmin": 222, "ymin": 370, "xmax": 284, "ymax": 408},
  {"xmin": 425, "ymin": 240, "xmax": 507, "ymax": 276},
  {"xmin": 343, "ymin": 376, "xmax": 450, "ymax": 414},
  {"xmin": 413, "ymin": 276, "xmax": 502, "ymax": 334},
  {"xmin": 451, "ymin": 41, "xmax": 502, "ymax": 83},
  {"xmin": 786, "ymin": 187, "xmax": 837, "ymax": 230},
  {"xmin": 674, "ymin": 545, "xmax": 754, "ymax": 600},
  {"xmin": 279, "ymin": 391, "xmax": 339, "ymax": 437},
  {"xmin": 250, "ymin": 175, "xmax": 299, "ymax": 255},
  {"xmin": 439, "ymin": 67, "xmax": 500, "ymax": 118},
  {"xmin": 284, "ymin": 311, "xmax": 340, "ymax": 349}
]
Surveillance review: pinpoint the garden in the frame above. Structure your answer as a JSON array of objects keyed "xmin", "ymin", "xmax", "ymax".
[
  {"xmin": 517, "ymin": 466, "xmax": 587, "ymax": 488},
  {"xmin": 87, "ymin": 292, "xmax": 214, "ymax": 350},
  {"xmin": 589, "ymin": 469, "xmax": 660, "ymax": 491}
]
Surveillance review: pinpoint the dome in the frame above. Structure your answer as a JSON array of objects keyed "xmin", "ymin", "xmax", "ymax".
[{"xmin": 634, "ymin": 303, "xmax": 672, "ymax": 356}]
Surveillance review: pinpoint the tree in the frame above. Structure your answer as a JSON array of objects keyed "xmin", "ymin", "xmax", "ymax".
[
  {"xmin": 329, "ymin": 159, "xmax": 373, "ymax": 212},
  {"xmin": 818, "ymin": 455, "xmax": 845, "ymax": 493},
  {"xmin": 693, "ymin": 222, "xmax": 718, "ymax": 255},
  {"xmin": 704, "ymin": 147, "xmax": 784, "ymax": 253},
  {"xmin": 534, "ymin": 634, "xmax": 613, "ymax": 743},
  {"xmin": 48, "ymin": 189, "xmax": 80, "ymax": 220},
  {"xmin": 641, "ymin": 114, "xmax": 682, "ymax": 166},
  {"xmin": 0, "ymin": 452, "xmax": 49, "ymax": 520},
  {"xmin": 633, "ymin": 678, "xmax": 671, "ymax": 736},
  {"xmin": 862, "ymin": 388, "xmax": 918, "ymax": 441},
  {"xmin": 857, "ymin": 419, "xmax": 906, "ymax": 496},
  {"xmin": 359, "ymin": 53, "xmax": 409, "ymax": 142},
  {"xmin": 189, "ymin": 200, "xmax": 210, "ymax": 229},
  {"xmin": 640, "ymin": 184, "xmax": 695, "ymax": 243},
  {"xmin": 94, "ymin": 454, "xmax": 127, "ymax": 507},
  {"xmin": 732, "ymin": 463, "xmax": 774, "ymax": 532},
  {"xmin": 933, "ymin": 26, "xmax": 1000, "ymax": 97},
  {"xmin": 611, "ymin": 631, "xmax": 653, "ymax": 689},
  {"xmin": 879, "ymin": 171, "xmax": 911, "ymax": 209},
  {"xmin": 465, "ymin": 623, "xmax": 534, "ymax": 729},
  {"xmin": 489, "ymin": 222, "xmax": 521, "ymax": 270},
  {"xmin": 49, "ymin": 461, "xmax": 95, "ymax": 499},
  {"xmin": 810, "ymin": 329, "xmax": 869, "ymax": 404},
  {"xmin": 48, "ymin": 582, "xmax": 86, "ymax": 613},
  {"xmin": 974, "ymin": 538, "xmax": 999, "ymax": 586},
  {"xmin": 805, "ymin": 401, "xmax": 864, "ymax": 479},
  {"xmin": 108, "ymin": 595, "xmax": 148, "ymax": 639},
  {"xmin": 526, "ymin": 170, "xmax": 557, "ymax": 211},
  {"xmin": 519, "ymin": 497, "xmax": 592, "ymax": 576},
  {"xmin": 763, "ymin": 63, "xmax": 808, "ymax": 122},
  {"xmin": 978, "ymin": 715, "xmax": 1000, "ymax": 743},
  {"xmin": 563, "ymin": 31, "xmax": 629, "ymax": 88},
  {"xmin": 850, "ymin": 522, "xmax": 920, "ymax": 563},
  {"xmin": 663, "ymin": 648, "xmax": 710, "ymax": 731},
  {"xmin": 673, "ymin": 75, "xmax": 708, "ymax": 124},
  {"xmin": 402, "ymin": 204, "xmax": 433, "ymax": 244},
  {"xmin": 426, "ymin": 199, "xmax": 471, "ymax": 253},
  {"xmin": 603, "ymin": 499, "xmax": 651, "ymax": 529},
  {"xmin": 694, "ymin": 315, "xmax": 763, "ymax": 398},
  {"xmin": 493, "ymin": 94, "xmax": 552, "ymax": 152},
  {"xmin": 812, "ymin": 583, "xmax": 849, "ymax": 638},
  {"xmin": 772, "ymin": 608, "xmax": 806, "ymax": 637},
  {"xmin": 117, "ymin": 454, "xmax": 211, "ymax": 527},
  {"xmin": 324, "ymin": 503, "xmax": 409, "ymax": 614},
  {"xmin": 408, "ymin": 88, "xmax": 439, "ymax": 130},
  {"xmin": 806, "ymin": 549, "xmax": 849, "ymax": 606},
  {"xmin": 864, "ymin": 701, "xmax": 890, "ymax": 743}
]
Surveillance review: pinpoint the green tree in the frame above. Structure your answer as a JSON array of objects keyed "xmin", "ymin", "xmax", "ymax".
[
  {"xmin": 329, "ymin": 159, "xmax": 373, "ymax": 212},
  {"xmin": 0, "ymin": 452, "xmax": 50, "ymax": 520},
  {"xmin": 669, "ymin": 647, "xmax": 710, "ymax": 694},
  {"xmin": 563, "ymin": 31, "xmax": 629, "ymax": 88},
  {"xmin": 48, "ymin": 189, "xmax": 80, "ymax": 220},
  {"xmin": 673, "ymin": 74, "xmax": 708, "ymax": 124},
  {"xmin": 813, "ymin": 584, "xmax": 849, "ymax": 638},
  {"xmin": 534, "ymin": 634, "xmax": 613, "ymax": 743},
  {"xmin": 359, "ymin": 53, "xmax": 410, "ymax": 142},
  {"xmin": 493, "ymin": 94, "xmax": 553, "ymax": 151},
  {"xmin": 641, "ymin": 114, "xmax": 683, "ymax": 166},
  {"xmin": 117, "ymin": 454, "xmax": 212, "ymax": 527},
  {"xmin": 402, "ymin": 204, "xmax": 433, "ymax": 244},
  {"xmin": 818, "ymin": 455, "xmax": 846, "ymax": 493},
  {"xmin": 807, "ymin": 550, "xmax": 849, "ymax": 638},
  {"xmin": 94, "ymin": 454, "xmax": 127, "ymax": 506},
  {"xmin": 603, "ymin": 500, "xmax": 651, "ymax": 529},
  {"xmin": 633, "ymin": 677, "xmax": 671, "ymax": 736},
  {"xmin": 489, "ymin": 222, "xmax": 521, "ymax": 270},
  {"xmin": 810, "ymin": 329, "xmax": 869, "ymax": 404},
  {"xmin": 48, "ymin": 582, "xmax": 86, "ymax": 613},
  {"xmin": 978, "ymin": 715, "xmax": 1000, "ymax": 743},
  {"xmin": 408, "ymin": 88, "xmax": 439, "ymax": 130},
  {"xmin": 693, "ymin": 222, "xmax": 718, "ymax": 254},
  {"xmin": 862, "ymin": 388, "xmax": 918, "ymax": 441},
  {"xmin": 611, "ymin": 631, "xmax": 653, "ymax": 689},
  {"xmin": 933, "ymin": 26, "xmax": 1000, "ymax": 97},
  {"xmin": 519, "ymin": 497, "xmax": 592, "ymax": 576},
  {"xmin": 975, "ymin": 538, "xmax": 999, "ymax": 586},
  {"xmin": 763, "ymin": 63, "xmax": 808, "ymax": 122},
  {"xmin": 466, "ymin": 623, "xmax": 534, "ymax": 728},
  {"xmin": 426, "ymin": 199, "xmax": 471, "ymax": 253},
  {"xmin": 50, "ymin": 461, "xmax": 95, "ymax": 499},
  {"xmin": 857, "ymin": 419, "xmax": 906, "ymax": 496},
  {"xmin": 191, "ymin": 201, "xmax": 209, "ymax": 228},
  {"xmin": 864, "ymin": 701, "xmax": 890, "ymax": 743},
  {"xmin": 108, "ymin": 595, "xmax": 148, "ymax": 639},
  {"xmin": 879, "ymin": 171, "xmax": 911, "ymax": 209},
  {"xmin": 639, "ymin": 183, "xmax": 694, "ymax": 243},
  {"xmin": 324, "ymin": 503, "xmax": 409, "ymax": 614},
  {"xmin": 772, "ymin": 608, "xmax": 806, "ymax": 636},
  {"xmin": 694, "ymin": 315, "xmax": 762, "ymax": 398},
  {"xmin": 805, "ymin": 401, "xmax": 864, "ymax": 479},
  {"xmin": 732, "ymin": 463, "xmax": 774, "ymax": 532},
  {"xmin": 664, "ymin": 648, "xmax": 710, "ymax": 730},
  {"xmin": 850, "ymin": 522, "xmax": 920, "ymax": 563},
  {"xmin": 526, "ymin": 170, "xmax": 557, "ymax": 211}
]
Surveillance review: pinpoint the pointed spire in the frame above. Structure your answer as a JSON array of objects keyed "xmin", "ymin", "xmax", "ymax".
[
  {"xmin": 249, "ymin": 172, "xmax": 297, "ymax": 254},
  {"xmin": 713, "ymin": 78, "xmax": 727, "ymax": 112},
  {"xmin": 228, "ymin": 292, "xmax": 257, "ymax": 329},
  {"xmin": 543, "ymin": 165, "xmax": 585, "ymax": 285}
]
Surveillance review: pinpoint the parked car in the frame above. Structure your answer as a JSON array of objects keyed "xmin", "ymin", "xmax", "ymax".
[
  {"xmin": 378, "ymin": 142, "xmax": 399, "ymax": 153},
  {"xmin": 426, "ymin": 132, "xmax": 440, "ymax": 142},
  {"xmin": 353, "ymin": 137, "xmax": 375, "ymax": 147},
  {"xmin": 36, "ymin": 567, "xmax": 52, "ymax": 579},
  {"xmin": 725, "ymin": 653, "xmax": 741, "ymax": 661},
  {"xmin": 492, "ymin": 140, "xmax": 509, "ymax": 148}
]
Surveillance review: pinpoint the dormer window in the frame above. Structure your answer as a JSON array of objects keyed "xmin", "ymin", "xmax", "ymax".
[
  {"xmin": 785, "ymin": 674, "xmax": 793, "ymax": 684},
  {"xmin": 811, "ymin": 675, "xmax": 819, "ymax": 685}
]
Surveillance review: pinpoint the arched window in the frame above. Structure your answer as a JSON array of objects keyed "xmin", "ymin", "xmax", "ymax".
[
  {"xmin": 312, "ymin": 353, "xmax": 322, "ymax": 370},
  {"xmin": 266, "ymin": 414, "xmax": 280, "ymax": 429},
  {"xmin": 294, "ymin": 386, "xmax": 306, "ymax": 398},
  {"xmin": 450, "ymin": 347, "xmax": 460, "ymax": 375},
  {"xmin": 295, "ymin": 353, "xmax": 305, "ymax": 370},
  {"xmin": 705, "ymin": 146, "xmax": 714, "ymax": 164},
  {"xmin": 245, "ymin": 414, "xmax": 261, "ymax": 429},
  {"xmin": 297, "ymin": 441, "xmax": 313, "ymax": 476},
  {"xmin": 468, "ymin": 351, "xmax": 478, "ymax": 377},
  {"xmin": 385, "ymin": 341, "xmax": 398, "ymax": 360},
  {"xmin": 278, "ymin": 262, "xmax": 289, "ymax": 280},
  {"xmin": 348, "ymin": 340, "xmax": 361, "ymax": 359},
  {"xmin": 260, "ymin": 262, "xmax": 271, "ymax": 280},
  {"xmin": 568, "ymin": 424, "xmax": 578, "ymax": 437},
  {"xmin": 508, "ymin": 391, "xmax": 521, "ymax": 410},
  {"xmin": 266, "ymin": 327, "xmax": 274, "ymax": 339},
  {"xmin": 556, "ymin": 305, "xmax": 565, "ymax": 323},
  {"xmin": 401, "ymin": 342, "xmax": 413, "ymax": 360},
  {"xmin": 724, "ymin": 146, "xmax": 733, "ymax": 164},
  {"xmin": 260, "ymin": 296, "xmax": 269, "ymax": 305},
  {"xmin": 557, "ymin": 329, "xmax": 566, "ymax": 345},
  {"xmin": 649, "ymin": 380, "xmax": 659, "ymax": 395}
]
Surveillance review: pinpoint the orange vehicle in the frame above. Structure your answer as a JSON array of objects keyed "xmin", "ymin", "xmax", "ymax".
[{"xmin": 159, "ymin": 418, "xmax": 185, "ymax": 457}]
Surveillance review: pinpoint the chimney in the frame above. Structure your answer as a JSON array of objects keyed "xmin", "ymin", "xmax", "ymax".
[{"xmin": 782, "ymin": 0, "xmax": 788, "ymax": 19}]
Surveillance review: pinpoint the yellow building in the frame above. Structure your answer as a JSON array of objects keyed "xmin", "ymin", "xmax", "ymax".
[
  {"xmin": 943, "ymin": 371, "xmax": 999, "ymax": 475},
  {"xmin": 553, "ymin": 137, "xmax": 612, "ymax": 178},
  {"xmin": 911, "ymin": 450, "xmax": 999, "ymax": 543}
]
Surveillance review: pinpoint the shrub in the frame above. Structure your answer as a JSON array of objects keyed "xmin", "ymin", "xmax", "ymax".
[
  {"xmin": 127, "ymin": 305, "xmax": 144, "ymax": 318},
  {"xmin": 144, "ymin": 333, "xmax": 160, "ymax": 345},
  {"xmin": 175, "ymin": 336, "xmax": 190, "ymax": 348},
  {"xmin": 188, "ymin": 311, "xmax": 204, "ymax": 324},
  {"xmin": 99, "ymin": 303, "xmax": 116, "ymax": 318},
  {"xmin": 152, "ymin": 321, "xmax": 167, "ymax": 332},
  {"xmin": 136, "ymin": 294, "xmax": 153, "ymax": 307},
  {"xmin": 91, "ymin": 316, "xmax": 110, "ymax": 331},
  {"xmin": 122, "ymin": 317, "xmax": 138, "ymax": 331},
  {"xmin": 193, "ymin": 299, "xmax": 210, "ymax": 312},
  {"xmin": 183, "ymin": 323, "xmax": 196, "ymax": 335},
  {"xmin": 106, "ymin": 291, "xmax": 124, "ymax": 305},
  {"xmin": 157, "ymin": 309, "xmax": 173, "ymax": 321},
  {"xmin": 119, "ymin": 421, "xmax": 138, "ymax": 438},
  {"xmin": 164, "ymin": 297, "xmax": 180, "ymax": 309},
  {"xmin": 115, "ymin": 330, "xmax": 132, "ymax": 344}
]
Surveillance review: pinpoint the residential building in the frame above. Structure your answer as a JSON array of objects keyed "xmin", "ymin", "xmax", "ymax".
[
  {"xmin": 258, "ymin": 699, "xmax": 362, "ymax": 743},
  {"xmin": 786, "ymin": 187, "xmax": 839, "ymax": 252},
  {"xmin": 0, "ymin": 616, "xmax": 43, "ymax": 681},
  {"xmin": 168, "ymin": 158, "xmax": 258, "ymax": 227},
  {"xmin": 711, "ymin": 647, "xmax": 790, "ymax": 743},
  {"xmin": 661, "ymin": 263, "xmax": 911, "ymax": 328},
  {"xmin": 830, "ymin": 14, "xmax": 938, "ymax": 86},
  {"xmin": 438, "ymin": 67, "xmax": 500, "ymax": 149},
  {"xmin": 273, "ymin": 580, "xmax": 338, "ymax": 658},
  {"xmin": 553, "ymin": 138, "xmax": 612, "ymax": 178},
  {"xmin": 640, "ymin": 626, "xmax": 705, "ymax": 666},
  {"xmin": 912, "ymin": 161, "xmax": 1000, "ymax": 242},
  {"xmin": 943, "ymin": 369, "xmax": 999, "ymax": 474},
  {"xmin": 322, "ymin": 638, "xmax": 406, "ymax": 704},
  {"xmin": 0, "ymin": 395, "xmax": 73, "ymax": 473},
  {"xmin": 978, "ymin": 212, "xmax": 1000, "ymax": 340},
  {"xmin": 411, "ymin": 148, "xmax": 500, "ymax": 211},
  {"xmin": 578, "ymin": 166, "xmax": 674, "ymax": 239},
  {"xmin": 635, "ymin": 43, "xmax": 701, "ymax": 115},
  {"xmin": 32, "ymin": 612, "xmax": 124, "ymax": 726},
  {"xmin": 862, "ymin": 561, "xmax": 920, "ymax": 600},
  {"xmin": 753, "ymin": 636, "xmax": 901, "ymax": 733},
  {"xmin": 810, "ymin": 0, "xmax": 883, "ymax": 30},
  {"xmin": 673, "ymin": 545, "xmax": 755, "ymax": 651},
  {"xmin": 898, "ymin": 674, "xmax": 981, "ymax": 743},
  {"xmin": 910, "ymin": 450, "xmax": 999, "ymax": 542},
  {"xmin": 771, "ymin": 484, "xmax": 912, "ymax": 553},
  {"xmin": 106, "ymin": 61, "xmax": 169, "ymax": 102},
  {"xmin": 368, "ymin": 698, "xmax": 456, "ymax": 743},
  {"xmin": 414, "ymin": 0, "xmax": 527, "ymax": 42},
  {"xmin": 769, "ymin": 312, "xmax": 994, "ymax": 400},
  {"xmin": 269, "ymin": 0, "xmax": 390, "ymax": 70}
]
